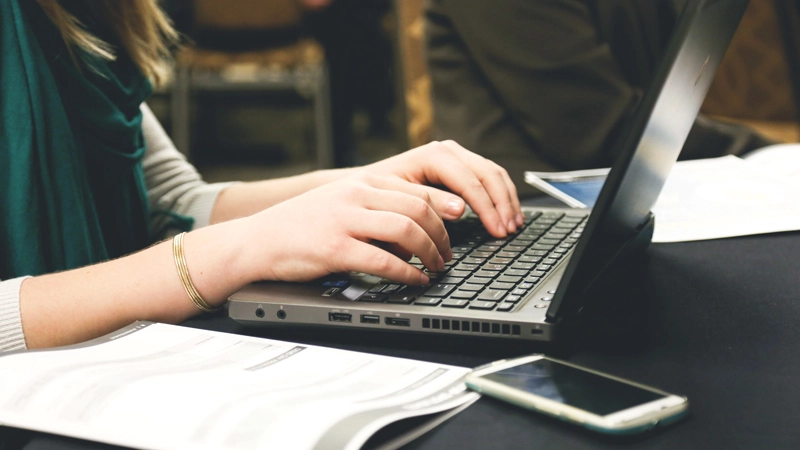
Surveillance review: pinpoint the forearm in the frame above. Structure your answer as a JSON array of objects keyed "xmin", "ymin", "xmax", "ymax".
[
  {"xmin": 210, "ymin": 167, "xmax": 357, "ymax": 223},
  {"xmin": 19, "ymin": 219, "xmax": 253, "ymax": 349}
]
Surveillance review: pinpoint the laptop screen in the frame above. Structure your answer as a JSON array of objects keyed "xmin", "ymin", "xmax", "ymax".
[{"xmin": 547, "ymin": 0, "xmax": 750, "ymax": 320}]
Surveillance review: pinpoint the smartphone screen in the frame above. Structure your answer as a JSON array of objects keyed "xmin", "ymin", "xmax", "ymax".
[
  {"xmin": 545, "ymin": 177, "xmax": 606, "ymax": 208},
  {"xmin": 481, "ymin": 359, "xmax": 666, "ymax": 416}
]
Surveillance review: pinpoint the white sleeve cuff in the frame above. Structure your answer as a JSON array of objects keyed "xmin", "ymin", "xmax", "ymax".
[{"xmin": 0, "ymin": 276, "xmax": 29, "ymax": 352}]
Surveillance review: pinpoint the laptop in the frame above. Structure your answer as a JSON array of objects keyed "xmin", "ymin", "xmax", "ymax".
[{"xmin": 228, "ymin": 0, "xmax": 749, "ymax": 341}]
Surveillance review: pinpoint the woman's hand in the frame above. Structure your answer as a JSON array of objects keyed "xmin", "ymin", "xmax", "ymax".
[
  {"xmin": 242, "ymin": 172, "xmax": 453, "ymax": 286},
  {"xmin": 364, "ymin": 140, "xmax": 523, "ymax": 238}
]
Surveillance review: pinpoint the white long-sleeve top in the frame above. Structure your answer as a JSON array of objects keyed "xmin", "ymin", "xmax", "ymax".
[{"xmin": 0, "ymin": 104, "xmax": 234, "ymax": 351}]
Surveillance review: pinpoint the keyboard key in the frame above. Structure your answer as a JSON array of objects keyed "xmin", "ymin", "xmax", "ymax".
[
  {"xmin": 446, "ymin": 269, "xmax": 472, "ymax": 278},
  {"xmin": 423, "ymin": 270, "xmax": 445, "ymax": 280},
  {"xmin": 468, "ymin": 251, "xmax": 494, "ymax": 259},
  {"xmin": 511, "ymin": 262, "xmax": 534, "ymax": 270},
  {"xmin": 530, "ymin": 270, "xmax": 547, "ymax": 278},
  {"xmin": 478, "ymin": 289, "xmax": 508, "ymax": 302},
  {"xmin": 525, "ymin": 276, "xmax": 541, "ymax": 283},
  {"xmin": 441, "ymin": 299, "xmax": 470, "ymax": 308},
  {"xmin": 497, "ymin": 275, "xmax": 522, "ymax": 284},
  {"xmin": 382, "ymin": 284, "xmax": 402, "ymax": 294},
  {"xmin": 538, "ymin": 239, "xmax": 561, "ymax": 246},
  {"xmin": 517, "ymin": 256, "xmax": 542, "ymax": 264},
  {"xmin": 489, "ymin": 282, "xmax": 515, "ymax": 290},
  {"xmin": 538, "ymin": 264, "xmax": 553, "ymax": 271},
  {"xmin": 474, "ymin": 269, "xmax": 500, "ymax": 279},
  {"xmin": 452, "ymin": 246, "xmax": 473, "ymax": 253},
  {"xmin": 460, "ymin": 283, "xmax": 484, "ymax": 291},
  {"xmin": 504, "ymin": 295, "xmax": 522, "ymax": 303},
  {"xmin": 505, "ymin": 269, "xmax": 528, "ymax": 277},
  {"xmin": 488, "ymin": 257, "xmax": 513, "ymax": 266},
  {"xmin": 544, "ymin": 233, "xmax": 567, "ymax": 240},
  {"xmin": 484, "ymin": 263, "xmax": 507, "ymax": 271},
  {"xmin": 386, "ymin": 294, "xmax": 416, "ymax": 304},
  {"xmin": 496, "ymin": 251, "xmax": 518, "ymax": 259},
  {"xmin": 438, "ymin": 276, "xmax": 465, "ymax": 285},
  {"xmin": 368, "ymin": 284, "xmax": 385, "ymax": 293},
  {"xmin": 543, "ymin": 258, "xmax": 558, "ymax": 265},
  {"xmin": 467, "ymin": 275, "xmax": 491, "ymax": 285},
  {"xmin": 518, "ymin": 282, "xmax": 535, "ymax": 289},
  {"xmin": 359, "ymin": 294, "xmax": 387, "ymax": 302},
  {"xmin": 476, "ymin": 245, "xmax": 501, "ymax": 252},
  {"xmin": 450, "ymin": 290, "xmax": 477, "ymax": 300},
  {"xmin": 425, "ymin": 284, "xmax": 457, "ymax": 297},
  {"xmin": 526, "ymin": 250, "xmax": 549, "ymax": 257},
  {"xmin": 485, "ymin": 239, "xmax": 509, "ymax": 246},
  {"xmin": 504, "ymin": 245, "xmax": 527, "ymax": 253},
  {"xmin": 454, "ymin": 263, "xmax": 479, "ymax": 272},
  {"xmin": 496, "ymin": 303, "xmax": 515, "ymax": 312},
  {"xmin": 511, "ymin": 288, "xmax": 528, "ymax": 296},
  {"xmin": 531, "ymin": 244, "xmax": 555, "ymax": 251},
  {"xmin": 414, "ymin": 297, "xmax": 442, "ymax": 306},
  {"xmin": 469, "ymin": 301, "xmax": 497, "ymax": 310},
  {"xmin": 462, "ymin": 257, "xmax": 486, "ymax": 265}
]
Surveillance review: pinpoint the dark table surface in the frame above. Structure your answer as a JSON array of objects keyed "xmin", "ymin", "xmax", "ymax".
[{"xmin": 8, "ymin": 227, "xmax": 800, "ymax": 449}]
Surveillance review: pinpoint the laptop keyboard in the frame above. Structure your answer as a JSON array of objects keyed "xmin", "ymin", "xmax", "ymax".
[{"xmin": 356, "ymin": 210, "xmax": 588, "ymax": 312}]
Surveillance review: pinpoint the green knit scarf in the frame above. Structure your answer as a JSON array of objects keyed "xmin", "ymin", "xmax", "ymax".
[{"xmin": 0, "ymin": 0, "xmax": 152, "ymax": 279}]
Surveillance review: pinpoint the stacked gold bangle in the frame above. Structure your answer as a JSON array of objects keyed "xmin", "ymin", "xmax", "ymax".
[{"xmin": 172, "ymin": 232, "xmax": 221, "ymax": 313}]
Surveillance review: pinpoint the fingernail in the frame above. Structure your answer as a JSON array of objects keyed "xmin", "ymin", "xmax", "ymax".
[
  {"xmin": 507, "ymin": 219, "xmax": 517, "ymax": 233},
  {"xmin": 497, "ymin": 221, "xmax": 508, "ymax": 237},
  {"xmin": 445, "ymin": 198, "xmax": 464, "ymax": 217},
  {"xmin": 516, "ymin": 213, "xmax": 525, "ymax": 226}
]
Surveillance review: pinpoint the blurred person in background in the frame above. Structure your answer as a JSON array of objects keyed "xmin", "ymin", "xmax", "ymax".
[{"xmin": 426, "ymin": 0, "xmax": 773, "ymax": 195}]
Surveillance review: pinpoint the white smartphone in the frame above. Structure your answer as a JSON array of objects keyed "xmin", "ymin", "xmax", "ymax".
[{"xmin": 465, "ymin": 354, "xmax": 688, "ymax": 434}]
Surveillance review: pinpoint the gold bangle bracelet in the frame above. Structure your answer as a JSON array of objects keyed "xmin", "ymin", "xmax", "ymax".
[{"xmin": 172, "ymin": 232, "xmax": 221, "ymax": 313}]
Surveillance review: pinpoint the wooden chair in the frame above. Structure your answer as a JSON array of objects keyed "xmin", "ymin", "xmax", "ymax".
[{"xmin": 171, "ymin": 0, "xmax": 334, "ymax": 167}]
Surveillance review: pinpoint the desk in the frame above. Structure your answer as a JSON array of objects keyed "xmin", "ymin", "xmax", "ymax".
[{"xmin": 8, "ymin": 230, "xmax": 800, "ymax": 449}]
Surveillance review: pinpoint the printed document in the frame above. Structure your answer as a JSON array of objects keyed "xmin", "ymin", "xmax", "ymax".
[{"xmin": 0, "ymin": 322, "xmax": 478, "ymax": 450}]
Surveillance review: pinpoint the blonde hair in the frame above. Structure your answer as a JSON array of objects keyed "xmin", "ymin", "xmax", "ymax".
[{"xmin": 36, "ymin": 0, "xmax": 179, "ymax": 85}]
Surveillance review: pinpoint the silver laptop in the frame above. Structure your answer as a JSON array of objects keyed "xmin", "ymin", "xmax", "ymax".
[{"xmin": 228, "ymin": 0, "xmax": 749, "ymax": 341}]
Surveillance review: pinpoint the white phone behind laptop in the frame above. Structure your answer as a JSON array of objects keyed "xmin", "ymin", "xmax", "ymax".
[{"xmin": 465, "ymin": 354, "xmax": 688, "ymax": 434}]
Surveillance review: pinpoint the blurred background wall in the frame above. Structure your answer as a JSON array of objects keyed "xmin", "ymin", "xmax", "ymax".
[{"xmin": 147, "ymin": 0, "xmax": 800, "ymax": 184}]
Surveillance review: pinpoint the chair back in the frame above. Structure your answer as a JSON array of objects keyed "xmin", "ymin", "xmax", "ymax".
[{"xmin": 193, "ymin": 0, "xmax": 303, "ymax": 30}]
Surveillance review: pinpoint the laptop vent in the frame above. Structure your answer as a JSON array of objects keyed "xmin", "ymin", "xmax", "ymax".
[{"xmin": 421, "ymin": 318, "xmax": 521, "ymax": 336}]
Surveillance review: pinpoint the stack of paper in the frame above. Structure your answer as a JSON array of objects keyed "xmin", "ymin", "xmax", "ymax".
[{"xmin": 525, "ymin": 145, "xmax": 800, "ymax": 243}]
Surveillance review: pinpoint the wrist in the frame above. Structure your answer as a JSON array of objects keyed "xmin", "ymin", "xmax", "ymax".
[{"xmin": 182, "ymin": 218, "xmax": 256, "ymax": 305}]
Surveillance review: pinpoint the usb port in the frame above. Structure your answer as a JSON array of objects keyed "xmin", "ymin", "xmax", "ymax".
[
  {"xmin": 328, "ymin": 312, "xmax": 352, "ymax": 323},
  {"xmin": 385, "ymin": 317, "xmax": 410, "ymax": 327},
  {"xmin": 360, "ymin": 314, "xmax": 380, "ymax": 324}
]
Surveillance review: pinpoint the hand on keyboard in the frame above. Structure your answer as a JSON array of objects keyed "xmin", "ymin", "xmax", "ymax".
[
  {"xmin": 364, "ymin": 140, "xmax": 523, "ymax": 238},
  {"xmin": 243, "ymin": 172, "xmax": 453, "ymax": 286}
]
